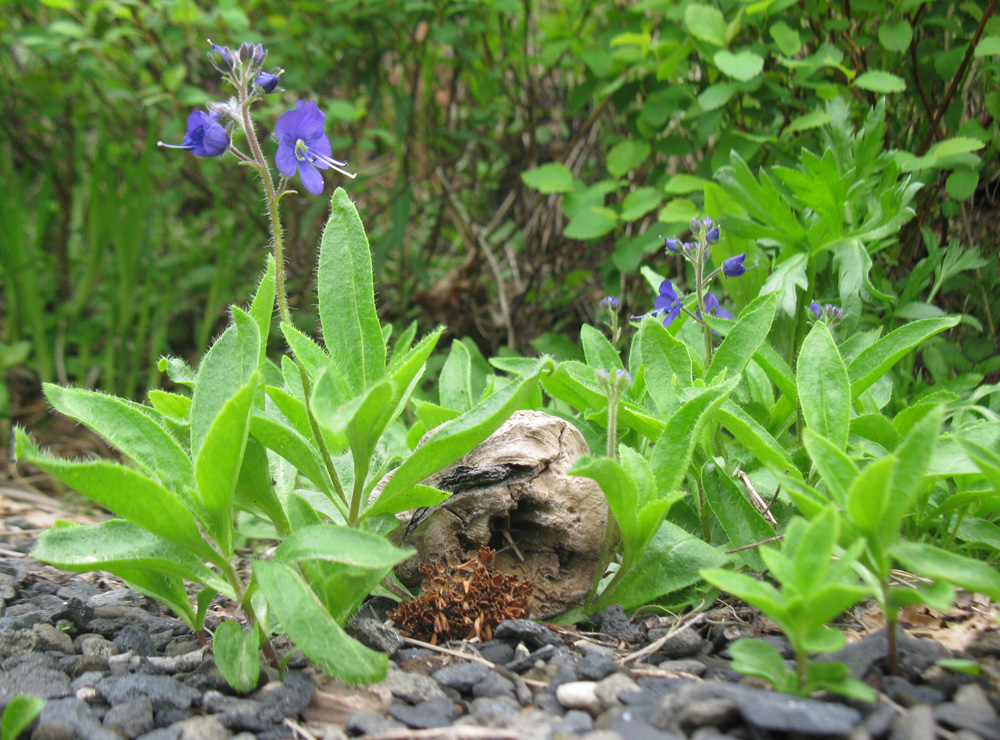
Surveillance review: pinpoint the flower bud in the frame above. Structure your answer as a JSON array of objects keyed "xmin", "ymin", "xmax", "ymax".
[
  {"xmin": 706, "ymin": 226, "xmax": 720, "ymax": 243},
  {"xmin": 664, "ymin": 237, "xmax": 682, "ymax": 253},
  {"xmin": 722, "ymin": 253, "xmax": 746, "ymax": 277},
  {"xmin": 255, "ymin": 69, "xmax": 283, "ymax": 93}
]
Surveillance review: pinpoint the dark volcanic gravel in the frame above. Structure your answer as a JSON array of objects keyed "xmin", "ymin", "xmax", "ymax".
[{"xmin": 2, "ymin": 522, "xmax": 1000, "ymax": 740}]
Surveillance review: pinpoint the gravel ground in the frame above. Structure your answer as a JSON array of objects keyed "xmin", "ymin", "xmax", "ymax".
[{"xmin": 2, "ymin": 515, "xmax": 999, "ymax": 740}]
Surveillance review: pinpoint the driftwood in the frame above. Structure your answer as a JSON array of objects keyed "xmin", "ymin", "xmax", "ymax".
[{"xmin": 371, "ymin": 410, "xmax": 609, "ymax": 618}]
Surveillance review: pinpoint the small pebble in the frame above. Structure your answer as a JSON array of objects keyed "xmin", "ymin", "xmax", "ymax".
[
  {"xmin": 890, "ymin": 705, "xmax": 936, "ymax": 740},
  {"xmin": 556, "ymin": 681, "xmax": 603, "ymax": 715},
  {"xmin": 595, "ymin": 672, "xmax": 641, "ymax": 710}
]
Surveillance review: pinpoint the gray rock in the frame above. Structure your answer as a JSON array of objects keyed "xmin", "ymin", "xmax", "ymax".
[
  {"xmin": 475, "ymin": 640, "xmax": 515, "ymax": 665},
  {"xmin": 504, "ymin": 644, "xmax": 557, "ymax": 672},
  {"xmin": 593, "ymin": 605, "xmax": 640, "ymax": 642},
  {"xmin": 33, "ymin": 624, "xmax": 75, "ymax": 655},
  {"xmin": 96, "ymin": 675, "xmax": 201, "ymax": 712},
  {"xmin": 381, "ymin": 666, "xmax": 446, "ymax": 703},
  {"xmin": 255, "ymin": 671, "xmax": 315, "ymax": 724},
  {"xmin": 652, "ymin": 658, "xmax": 707, "ymax": 676},
  {"xmin": 578, "ymin": 650, "xmax": 616, "ymax": 681},
  {"xmin": 890, "ymin": 705, "xmax": 936, "ymax": 740},
  {"xmin": 0, "ymin": 627, "xmax": 39, "ymax": 659},
  {"xmin": 344, "ymin": 709, "xmax": 406, "ymax": 735},
  {"xmin": 822, "ymin": 626, "xmax": 951, "ymax": 681},
  {"xmin": 464, "ymin": 697, "xmax": 521, "ymax": 726},
  {"xmin": 472, "ymin": 671, "xmax": 516, "ymax": 700},
  {"xmin": 56, "ymin": 582, "xmax": 100, "ymax": 604},
  {"xmin": 387, "ymin": 697, "xmax": 460, "ymax": 729},
  {"xmin": 201, "ymin": 692, "xmax": 267, "ymax": 733},
  {"xmin": 648, "ymin": 627, "xmax": 705, "ymax": 659},
  {"xmin": 344, "ymin": 614, "xmax": 403, "ymax": 656},
  {"xmin": 594, "ymin": 673, "xmax": 641, "ymax": 710},
  {"xmin": 954, "ymin": 684, "xmax": 996, "ymax": 714},
  {"xmin": 863, "ymin": 704, "xmax": 897, "ymax": 738},
  {"xmin": 934, "ymin": 702, "xmax": 1000, "ymax": 740},
  {"xmin": 494, "ymin": 619, "xmax": 563, "ymax": 649},
  {"xmin": 0, "ymin": 655, "xmax": 72, "ymax": 701},
  {"xmin": 33, "ymin": 697, "xmax": 120, "ymax": 740},
  {"xmin": 80, "ymin": 637, "xmax": 119, "ymax": 660},
  {"xmin": 0, "ymin": 605, "xmax": 50, "ymax": 631},
  {"xmin": 0, "ymin": 572, "xmax": 18, "ymax": 601},
  {"xmin": 552, "ymin": 709, "xmax": 595, "ymax": 736},
  {"xmin": 675, "ymin": 698, "xmax": 740, "ymax": 733},
  {"xmin": 103, "ymin": 696, "xmax": 155, "ymax": 739},
  {"xmin": 72, "ymin": 672, "xmax": 108, "ymax": 693},
  {"xmin": 432, "ymin": 661, "xmax": 491, "ymax": 694},
  {"xmin": 87, "ymin": 590, "xmax": 146, "ymax": 608},
  {"xmin": 883, "ymin": 676, "xmax": 944, "ymax": 707},
  {"xmin": 114, "ymin": 625, "xmax": 156, "ymax": 657}
]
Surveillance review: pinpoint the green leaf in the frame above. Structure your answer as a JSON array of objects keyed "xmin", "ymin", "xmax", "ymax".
[
  {"xmin": 248, "ymin": 256, "xmax": 276, "ymax": 368},
  {"xmin": 717, "ymin": 402, "xmax": 798, "ymax": 477},
  {"xmin": 147, "ymin": 390, "xmax": 191, "ymax": 423},
  {"xmin": 440, "ymin": 339, "xmax": 475, "ymax": 412},
  {"xmin": 521, "ymin": 163, "xmax": 575, "ymax": 194},
  {"xmin": 365, "ymin": 360, "xmax": 548, "ymax": 519},
  {"xmin": 881, "ymin": 407, "xmax": 942, "ymax": 542},
  {"xmin": 707, "ymin": 293, "xmax": 777, "ymax": 383},
  {"xmin": 606, "ymin": 140, "xmax": 651, "ymax": 179},
  {"xmin": 890, "ymin": 542, "xmax": 1000, "ymax": 601},
  {"xmin": 664, "ymin": 174, "xmax": 709, "ymax": 195},
  {"xmin": 114, "ymin": 567, "xmax": 197, "ymax": 628},
  {"xmin": 254, "ymin": 561, "xmax": 388, "ymax": 684},
  {"xmin": 650, "ymin": 377, "xmax": 739, "ymax": 496},
  {"xmin": 43, "ymin": 384, "xmax": 193, "ymax": 493},
  {"xmin": 275, "ymin": 523, "xmax": 412, "ymax": 571},
  {"xmin": 786, "ymin": 111, "xmax": 832, "ymax": 134},
  {"xmin": 685, "ymin": 4, "xmax": 727, "ymax": 46},
  {"xmin": 249, "ymin": 412, "xmax": 338, "ymax": 505},
  {"xmin": 728, "ymin": 639, "xmax": 794, "ymax": 693},
  {"xmin": 2, "ymin": 695, "xmax": 45, "ymax": 740},
  {"xmin": 191, "ymin": 309, "xmax": 260, "ymax": 457},
  {"xmin": 847, "ymin": 456, "xmax": 895, "ymax": 538},
  {"xmin": 620, "ymin": 187, "xmax": 662, "ymax": 222},
  {"xmin": 878, "ymin": 20, "xmax": 913, "ymax": 52},
  {"xmin": 580, "ymin": 324, "xmax": 624, "ymax": 373},
  {"xmin": 32, "ymin": 519, "xmax": 232, "ymax": 595},
  {"xmin": 195, "ymin": 374, "xmax": 260, "ymax": 558},
  {"xmin": 234, "ymin": 438, "xmax": 291, "ymax": 536},
  {"xmin": 701, "ymin": 567, "xmax": 783, "ymax": 615},
  {"xmin": 974, "ymin": 36, "xmax": 1000, "ymax": 58},
  {"xmin": 803, "ymin": 430, "xmax": 858, "ymax": 509},
  {"xmin": 213, "ymin": 622, "xmax": 260, "ymax": 693},
  {"xmin": 637, "ymin": 319, "xmax": 691, "ymax": 415},
  {"xmin": 600, "ymin": 521, "xmax": 728, "ymax": 610},
  {"xmin": 713, "ymin": 49, "xmax": 764, "ymax": 81},
  {"xmin": 798, "ymin": 322, "xmax": 851, "ymax": 450},
  {"xmin": 697, "ymin": 83, "xmax": 736, "ymax": 111},
  {"xmin": 281, "ymin": 322, "xmax": 334, "ymax": 379},
  {"xmin": 769, "ymin": 21, "xmax": 801, "ymax": 56},
  {"xmin": 318, "ymin": 188, "xmax": 386, "ymax": 394},
  {"xmin": 564, "ymin": 206, "xmax": 618, "ymax": 240},
  {"xmin": 658, "ymin": 198, "xmax": 700, "ymax": 224},
  {"xmin": 946, "ymin": 168, "xmax": 979, "ymax": 201},
  {"xmin": 847, "ymin": 317, "xmax": 959, "ymax": 398},
  {"xmin": 854, "ymin": 71, "xmax": 906, "ymax": 93},
  {"xmin": 570, "ymin": 456, "xmax": 640, "ymax": 555},
  {"xmin": 791, "ymin": 507, "xmax": 838, "ymax": 595},
  {"xmin": 702, "ymin": 465, "xmax": 773, "ymax": 571},
  {"xmin": 14, "ymin": 430, "xmax": 224, "ymax": 567}
]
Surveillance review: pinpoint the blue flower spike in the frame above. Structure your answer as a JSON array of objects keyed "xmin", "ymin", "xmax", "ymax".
[
  {"xmin": 810, "ymin": 302, "xmax": 846, "ymax": 324},
  {"xmin": 722, "ymin": 253, "xmax": 746, "ymax": 277},
  {"xmin": 274, "ymin": 101, "xmax": 356, "ymax": 195},
  {"xmin": 157, "ymin": 110, "xmax": 229, "ymax": 158}
]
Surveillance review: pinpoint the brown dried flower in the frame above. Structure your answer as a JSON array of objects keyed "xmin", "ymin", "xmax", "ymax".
[{"xmin": 388, "ymin": 546, "xmax": 534, "ymax": 645}]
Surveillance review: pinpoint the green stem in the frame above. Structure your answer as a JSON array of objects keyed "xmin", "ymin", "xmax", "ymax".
[
  {"xmin": 236, "ymin": 71, "xmax": 347, "ymax": 515},
  {"xmin": 794, "ymin": 645, "xmax": 808, "ymax": 692},
  {"xmin": 696, "ymin": 249, "xmax": 712, "ymax": 366}
]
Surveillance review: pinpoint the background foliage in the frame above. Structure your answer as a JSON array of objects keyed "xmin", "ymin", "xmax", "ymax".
[{"xmin": 1, "ymin": 0, "xmax": 998, "ymax": 415}]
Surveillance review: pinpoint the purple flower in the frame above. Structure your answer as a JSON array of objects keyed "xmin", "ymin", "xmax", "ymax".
[
  {"xmin": 664, "ymin": 237, "xmax": 682, "ymax": 253},
  {"xmin": 809, "ymin": 302, "xmax": 822, "ymax": 318},
  {"xmin": 706, "ymin": 226, "xmax": 721, "ymax": 243},
  {"xmin": 600, "ymin": 296, "xmax": 621, "ymax": 311},
  {"xmin": 701, "ymin": 291, "xmax": 733, "ymax": 321},
  {"xmin": 209, "ymin": 41, "xmax": 236, "ymax": 72},
  {"xmin": 653, "ymin": 279, "xmax": 682, "ymax": 328},
  {"xmin": 274, "ymin": 101, "xmax": 356, "ymax": 195},
  {"xmin": 255, "ymin": 70, "xmax": 282, "ymax": 93},
  {"xmin": 157, "ymin": 110, "xmax": 229, "ymax": 157},
  {"xmin": 722, "ymin": 253, "xmax": 746, "ymax": 277},
  {"xmin": 810, "ymin": 302, "xmax": 845, "ymax": 322}
]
